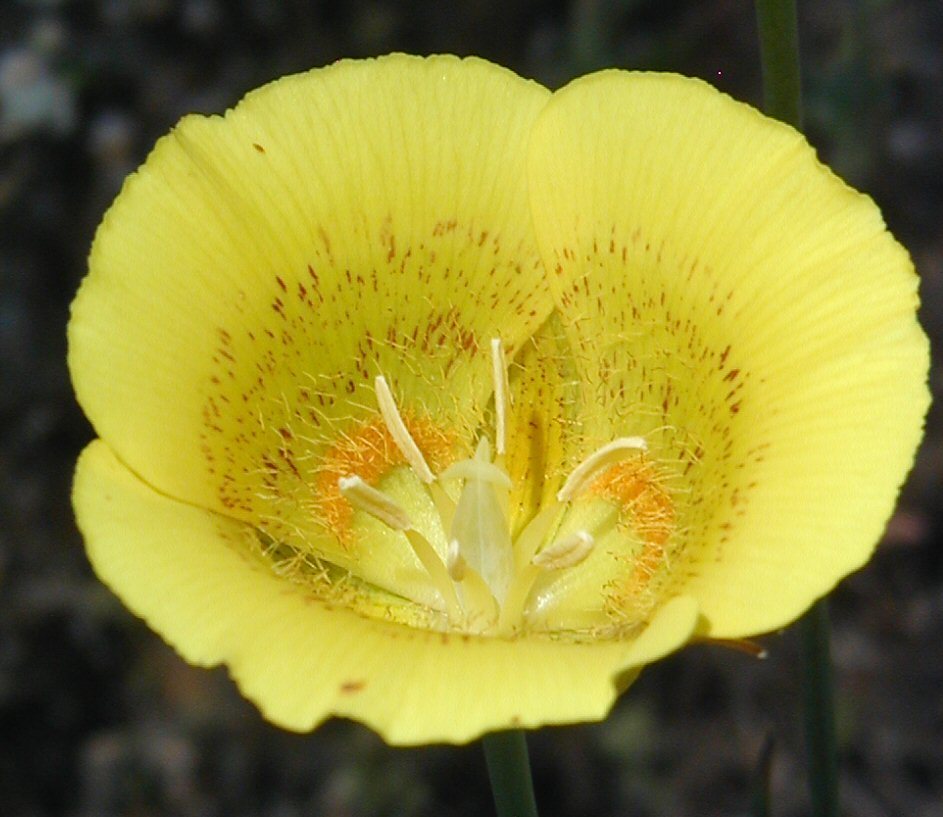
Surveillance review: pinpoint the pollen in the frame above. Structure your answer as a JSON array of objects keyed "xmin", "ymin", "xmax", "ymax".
[
  {"xmin": 591, "ymin": 456, "xmax": 677, "ymax": 613},
  {"xmin": 314, "ymin": 415, "xmax": 456, "ymax": 544},
  {"xmin": 591, "ymin": 456, "xmax": 675, "ymax": 546}
]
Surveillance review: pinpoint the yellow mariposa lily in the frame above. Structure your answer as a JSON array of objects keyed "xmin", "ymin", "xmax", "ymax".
[{"xmin": 69, "ymin": 54, "xmax": 929, "ymax": 745}]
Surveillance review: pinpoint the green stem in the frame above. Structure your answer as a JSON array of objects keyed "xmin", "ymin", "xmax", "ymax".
[
  {"xmin": 570, "ymin": 0, "xmax": 607, "ymax": 73},
  {"xmin": 755, "ymin": 0, "xmax": 803, "ymax": 128},
  {"xmin": 799, "ymin": 600, "xmax": 840, "ymax": 817},
  {"xmin": 754, "ymin": 3, "xmax": 839, "ymax": 815},
  {"xmin": 482, "ymin": 730, "xmax": 539, "ymax": 817},
  {"xmin": 750, "ymin": 733, "xmax": 774, "ymax": 817}
]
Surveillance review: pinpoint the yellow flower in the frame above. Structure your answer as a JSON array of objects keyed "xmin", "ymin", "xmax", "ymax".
[{"xmin": 69, "ymin": 54, "xmax": 929, "ymax": 745}]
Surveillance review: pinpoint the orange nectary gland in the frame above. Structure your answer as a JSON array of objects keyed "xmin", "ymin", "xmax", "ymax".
[
  {"xmin": 314, "ymin": 415, "xmax": 456, "ymax": 545},
  {"xmin": 591, "ymin": 456, "xmax": 675, "ymax": 596}
]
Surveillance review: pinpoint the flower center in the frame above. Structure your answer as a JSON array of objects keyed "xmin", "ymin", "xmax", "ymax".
[{"xmin": 335, "ymin": 338, "xmax": 655, "ymax": 636}]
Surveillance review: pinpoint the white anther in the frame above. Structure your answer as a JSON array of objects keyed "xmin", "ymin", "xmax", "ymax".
[
  {"xmin": 532, "ymin": 530, "xmax": 595, "ymax": 570},
  {"xmin": 338, "ymin": 475, "xmax": 412, "ymax": 531},
  {"xmin": 374, "ymin": 374, "xmax": 435, "ymax": 483},
  {"xmin": 556, "ymin": 436, "xmax": 649, "ymax": 502},
  {"xmin": 491, "ymin": 338, "xmax": 510, "ymax": 455},
  {"xmin": 446, "ymin": 539, "xmax": 467, "ymax": 581}
]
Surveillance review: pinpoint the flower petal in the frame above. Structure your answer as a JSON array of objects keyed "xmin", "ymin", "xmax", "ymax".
[
  {"xmin": 503, "ymin": 315, "xmax": 578, "ymax": 533},
  {"xmin": 527, "ymin": 71, "xmax": 929, "ymax": 637},
  {"xmin": 74, "ymin": 439, "xmax": 699, "ymax": 744},
  {"xmin": 69, "ymin": 54, "xmax": 554, "ymax": 534}
]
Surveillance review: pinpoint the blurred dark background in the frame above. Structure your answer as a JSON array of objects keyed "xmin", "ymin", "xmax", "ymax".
[{"xmin": 1, "ymin": 1, "xmax": 940, "ymax": 815}]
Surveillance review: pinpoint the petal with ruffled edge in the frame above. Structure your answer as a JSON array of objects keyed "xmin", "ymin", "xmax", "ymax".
[
  {"xmin": 527, "ymin": 71, "xmax": 929, "ymax": 637},
  {"xmin": 74, "ymin": 440, "xmax": 699, "ymax": 745},
  {"xmin": 69, "ymin": 55, "xmax": 555, "ymax": 603}
]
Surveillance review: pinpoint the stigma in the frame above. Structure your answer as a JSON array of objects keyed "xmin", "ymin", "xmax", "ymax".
[{"xmin": 333, "ymin": 338, "xmax": 657, "ymax": 636}]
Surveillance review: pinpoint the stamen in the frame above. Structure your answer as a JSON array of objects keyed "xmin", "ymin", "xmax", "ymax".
[
  {"xmin": 374, "ymin": 374, "xmax": 435, "ymax": 483},
  {"xmin": 404, "ymin": 529, "xmax": 463, "ymax": 622},
  {"xmin": 532, "ymin": 530, "xmax": 595, "ymax": 570},
  {"xmin": 556, "ymin": 436, "xmax": 649, "ymax": 502},
  {"xmin": 338, "ymin": 475, "xmax": 412, "ymax": 530},
  {"xmin": 427, "ymin": 481, "xmax": 457, "ymax": 533},
  {"xmin": 446, "ymin": 539, "xmax": 466, "ymax": 580},
  {"xmin": 497, "ymin": 523, "xmax": 590, "ymax": 636},
  {"xmin": 447, "ymin": 541, "xmax": 499, "ymax": 628},
  {"xmin": 457, "ymin": 564, "xmax": 500, "ymax": 625},
  {"xmin": 512, "ymin": 500, "xmax": 562, "ymax": 569},
  {"xmin": 491, "ymin": 338, "xmax": 510, "ymax": 455},
  {"xmin": 496, "ymin": 561, "xmax": 540, "ymax": 635},
  {"xmin": 338, "ymin": 475, "xmax": 461, "ymax": 619}
]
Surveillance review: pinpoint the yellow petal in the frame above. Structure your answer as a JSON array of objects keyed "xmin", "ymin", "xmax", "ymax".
[
  {"xmin": 527, "ymin": 71, "xmax": 929, "ymax": 637},
  {"xmin": 74, "ymin": 439, "xmax": 700, "ymax": 744},
  {"xmin": 502, "ymin": 314, "xmax": 579, "ymax": 535},
  {"xmin": 68, "ymin": 54, "xmax": 554, "ymax": 582}
]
